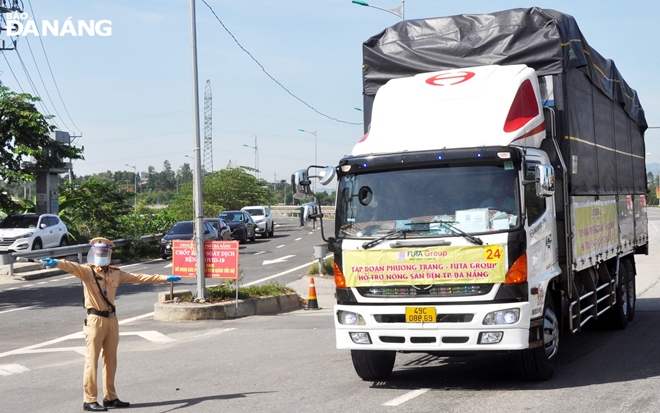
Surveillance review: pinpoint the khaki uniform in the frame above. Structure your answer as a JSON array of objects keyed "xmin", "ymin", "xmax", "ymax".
[{"xmin": 56, "ymin": 260, "xmax": 168, "ymax": 404}]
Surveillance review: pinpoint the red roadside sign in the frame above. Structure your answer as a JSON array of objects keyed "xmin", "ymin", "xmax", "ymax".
[{"xmin": 172, "ymin": 240, "xmax": 239, "ymax": 279}]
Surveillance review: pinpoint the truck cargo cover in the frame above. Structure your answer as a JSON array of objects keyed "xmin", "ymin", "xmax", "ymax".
[
  {"xmin": 362, "ymin": 7, "xmax": 646, "ymax": 128},
  {"xmin": 361, "ymin": 7, "xmax": 647, "ymax": 196}
]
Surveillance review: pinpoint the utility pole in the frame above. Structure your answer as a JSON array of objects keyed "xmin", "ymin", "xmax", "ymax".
[
  {"xmin": 203, "ymin": 80, "xmax": 213, "ymax": 173},
  {"xmin": 0, "ymin": 1, "xmax": 22, "ymax": 51}
]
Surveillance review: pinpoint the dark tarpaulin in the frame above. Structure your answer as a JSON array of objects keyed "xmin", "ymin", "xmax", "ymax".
[
  {"xmin": 362, "ymin": 7, "xmax": 647, "ymax": 195},
  {"xmin": 362, "ymin": 7, "xmax": 646, "ymax": 129}
]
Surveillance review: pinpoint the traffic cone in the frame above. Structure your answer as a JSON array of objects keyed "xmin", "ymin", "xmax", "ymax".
[{"xmin": 305, "ymin": 277, "xmax": 321, "ymax": 310}]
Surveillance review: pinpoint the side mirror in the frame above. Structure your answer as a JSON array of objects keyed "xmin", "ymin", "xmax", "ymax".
[
  {"xmin": 318, "ymin": 166, "xmax": 336, "ymax": 186},
  {"xmin": 535, "ymin": 164, "xmax": 555, "ymax": 197},
  {"xmin": 291, "ymin": 169, "xmax": 311, "ymax": 200}
]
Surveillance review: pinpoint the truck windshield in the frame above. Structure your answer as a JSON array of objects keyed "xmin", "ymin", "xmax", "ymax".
[{"xmin": 337, "ymin": 165, "xmax": 519, "ymax": 237}]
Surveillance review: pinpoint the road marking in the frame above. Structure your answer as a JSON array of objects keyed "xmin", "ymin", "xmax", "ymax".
[
  {"xmin": 276, "ymin": 245, "xmax": 285, "ymax": 249},
  {"xmin": 382, "ymin": 388, "xmax": 430, "ymax": 406},
  {"xmin": 245, "ymin": 259, "xmax": 322, "ymax": 286},
  {"xmin": 0, "ymin": 329, "xmax": 176, "ymax": 359},
  {"xmin": 0, "ymin": 305, "xmax": 34, "ymax": 315},
  {"xmin": 254, "ymin": 251, "xmax": 265, "ymax": 256},
  {"xmin": 0, "ymin": 364, "xmax": 30, "ymax": 376},
  {"xmin": 295, "ymin": 237, "xmax": 302, "ymax": 241},
  {"xmin": 193, "ymin": 328, "xmax": 236, "ymax": 338},
  {"xmin": 262, "ymin": 255, "xmax": 295, "ymax": 265}
]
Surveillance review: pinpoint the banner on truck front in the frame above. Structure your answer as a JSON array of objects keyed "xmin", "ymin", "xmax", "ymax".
[{"xmin": 343, "ymin": 244, "xmax": 506, "ymax": 287}]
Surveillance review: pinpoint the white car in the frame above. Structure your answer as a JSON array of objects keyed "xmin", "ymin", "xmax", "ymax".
[
  {"xmin": 0, "ymin": 213, "xmax": 69, "ymax": 251},
  {"xmin": 241, "ymin": 205, "xmax": 274, "ymax": 238}
]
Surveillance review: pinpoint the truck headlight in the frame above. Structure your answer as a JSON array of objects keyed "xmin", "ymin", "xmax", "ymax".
[
  {"xmin": 338, "ymin": 310, "xmax": 366, "ymax": 325},
  {"xmin": 350, "ymin": 332, "xmax": 372, "ymax": 344},
  {"xmin": 483, "ymin": 308, "xmax": 520, "ymax": 325}
]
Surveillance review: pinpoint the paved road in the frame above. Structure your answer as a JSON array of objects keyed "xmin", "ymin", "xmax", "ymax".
[{"xmin": 1, "ymin": 213, "xmax": 660, "ymax": 412}]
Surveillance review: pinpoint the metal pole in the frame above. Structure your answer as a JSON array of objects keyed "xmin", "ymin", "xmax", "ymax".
[
  {"xmin": 125, "ymin": 164, "xmax": 137, "ymax": 210},
  {"xmin": 190, "ymin": 0, "xmax": 206, "ymax": 299}
]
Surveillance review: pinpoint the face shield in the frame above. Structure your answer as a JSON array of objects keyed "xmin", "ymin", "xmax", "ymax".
[{"xmin": 87, "ymin": 241, "xmax": 113, "ymax": 266}]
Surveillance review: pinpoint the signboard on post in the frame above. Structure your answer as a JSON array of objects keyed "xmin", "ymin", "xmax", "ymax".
[{"xmin": 172, "ymin": 240, "xmax": 239, "ymax": 279}]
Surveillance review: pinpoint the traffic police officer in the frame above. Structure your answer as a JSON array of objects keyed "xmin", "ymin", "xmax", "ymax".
[{"xmin": 42, "ymin": 237, "xmax": 181, "ymax": 412}]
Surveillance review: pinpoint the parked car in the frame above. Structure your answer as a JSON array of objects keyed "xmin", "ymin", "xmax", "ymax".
[
  {"xmin": 0, "ymin": 213, "xmax": 68, "ymax": 252},
  {"xmin": 218, "ymin": 210, "xmax": 256, "ymax": 244},
  {"xmin": 203, "ymin": 217, "xmax": 231, "ymax": 240},
  {"xmin": 241, "ymin": 205, "xmax": 274, "ymax": 238},
  {"xmin": 159, "ymin": 220, "xmax": 218, "ymax": 259}
]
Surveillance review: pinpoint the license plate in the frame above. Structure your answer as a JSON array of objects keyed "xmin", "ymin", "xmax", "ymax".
[{"xmin": 405, "ymin": 307, "xmax": 436, "ymax": 323}]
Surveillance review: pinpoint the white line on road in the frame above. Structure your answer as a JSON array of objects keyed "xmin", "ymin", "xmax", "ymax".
[
  {"xmin": 382, "ymin": 388, "xmax": 430, "ymax": 406},
  {"xmin": 254, "ymin": 251, "xmax": 266, "ymax": 255},
  {"xmin": 0, "ymin": 364, "xmax": 30, "ymax": 376},
  {"xmin": 276, "ymin": 245, "xmax": 285, "ymax": 248},
  {"xmin": 295, "ymin": 237, "xmax": 302, "ymax": 241},
  {"xmin": 0, "ymin": 305, "xmax": 34, "ymax": 315},
  {"xmin": 244, "ymin": 259, "xmax": 321, "ymax": 287}
]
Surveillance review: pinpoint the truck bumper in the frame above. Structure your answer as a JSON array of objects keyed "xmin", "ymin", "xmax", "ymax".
[{"xmin": 335, "ymin": 302, "xmax": 532, "ymax": 352}]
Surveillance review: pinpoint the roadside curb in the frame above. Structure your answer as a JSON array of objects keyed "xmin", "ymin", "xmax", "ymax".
[{"xmin": 153, "ymin": 292, "xmax": 301, "ymax": 321}]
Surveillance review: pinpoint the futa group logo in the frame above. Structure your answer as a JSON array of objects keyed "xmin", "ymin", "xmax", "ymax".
[{"xmin": 4, "ymin": 11, "xmax": 112, "ymax": 37}]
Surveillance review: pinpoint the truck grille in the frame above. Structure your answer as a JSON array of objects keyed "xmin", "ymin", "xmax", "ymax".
[
  {"xmin": 357, "ymin": 284, "xmax": 492, "ymax": 298},
  {"xmin": 374, "ymin": 313, "xmax": 474, "ymax": 323}
]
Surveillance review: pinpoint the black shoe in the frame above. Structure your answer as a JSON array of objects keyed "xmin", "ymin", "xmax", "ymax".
[
  {"xmin": 103, "ymin": 398, "xmax": 130, "ymax": 408},
  {"xmin": 83, "ymin": 402, "xmax": 108, "ymax": 412}
]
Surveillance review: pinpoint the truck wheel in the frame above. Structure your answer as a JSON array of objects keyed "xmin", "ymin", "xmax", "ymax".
[
  {"xmin": 606, "ymin": 262, "xmax": 629, "ymax": 330},
  {"xmin": 521, "ymin": 296, "xmax": 558, "ymax": 381},
  {"xmin": 351, "ymin": 350, "xmax": 396, "ymax": 381},
  {"xmin": 624, "ymin": 259, "xmax": 636, "ymax": 321}
]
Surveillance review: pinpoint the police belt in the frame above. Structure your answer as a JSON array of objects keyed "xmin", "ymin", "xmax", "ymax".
[{"xmin": 87, "ymin": 308, "xmax": 116, "ymax": 318}]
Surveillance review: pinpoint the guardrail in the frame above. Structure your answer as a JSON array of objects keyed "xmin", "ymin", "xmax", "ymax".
[
  {"xmin": 270, "ymin": 206, "xmax": 335, "ymax": 218},
  {"xmin": 1, "ymin": 234, "xmax": 164, "ymax": 278}
]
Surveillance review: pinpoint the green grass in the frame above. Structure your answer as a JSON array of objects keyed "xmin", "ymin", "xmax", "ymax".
[
  {"xmin": 180, "ymin": 281, "xmax": 294, "ymax": 303},
  {"xmin": 308, "ymin": 257, "xmax": 334, "ymax": 275}
]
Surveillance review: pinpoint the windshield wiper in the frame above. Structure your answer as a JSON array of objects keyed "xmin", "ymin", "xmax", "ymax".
[
  {"xmin": 362, "ymin": 229, "xmax": 409, "ymax": 250},
  {"xmin": 438, "ymin": 220, "xmax": 483, "ymax": 245}
]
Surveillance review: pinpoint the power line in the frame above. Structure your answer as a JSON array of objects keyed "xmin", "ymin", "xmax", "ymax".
[
  {"xmin": 26, "ymin": 0, "xmax": 81, "ymax": 135},
  {"xmin": 2, "ymin": 51, "xmax": 24, "ymax": 91},
  {"xmin": 23, "ymin": 35, "xmax": 72, "ymax": 132},
  {"xmin": 199, "ymin": 0, "xmax": 361, "ymax": 126},
  {"xmin": 14, "ymin": 47, "xmax": 61, "ymax": 129}
]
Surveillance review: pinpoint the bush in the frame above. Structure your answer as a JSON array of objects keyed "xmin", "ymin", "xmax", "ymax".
[
  {"xmin": 308, "ymin": 257, "xmax": 334, "ymax": 275},
  {"xmin": 181, "ymin": 281, "xmax": 294, "ymax": 303}
]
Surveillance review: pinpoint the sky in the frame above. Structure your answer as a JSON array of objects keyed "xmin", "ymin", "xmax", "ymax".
[{"xmin": 1, "ymin": 0, "xmax": 659, "ymax": 186}]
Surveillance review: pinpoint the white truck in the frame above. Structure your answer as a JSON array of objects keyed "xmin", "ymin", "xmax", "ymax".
[{"xmin": 292, "ymin": 7, "xmax": 648, "ymax": 381}]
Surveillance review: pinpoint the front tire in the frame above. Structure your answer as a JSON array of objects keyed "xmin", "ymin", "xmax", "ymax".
[
  {"xmin": 268, "ymin": 223, "xmax": 274, "ymax": 237},
  {"xmin": 351, "ymin": 350, "xmax": 396, "ymax": 381},
  {"xmin": 32, "ymin": 239, "xmax": 42, "ymax": 250},
  {"xmin": 521, "ymin": 295, "xmax": 559, "ymax": 381}
]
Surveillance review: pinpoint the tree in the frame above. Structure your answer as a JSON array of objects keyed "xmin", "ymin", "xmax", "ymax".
[
  {"xmin": 166, "ymin": 166, "xmax": 270, "ymax": 221},
  {"xmin": 59, "ymin": 180, "xmax": 134, "ymax": 242},
  {"xmin": 0, "ymin": 87, "xmax": 83, "ymax": 212}
]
